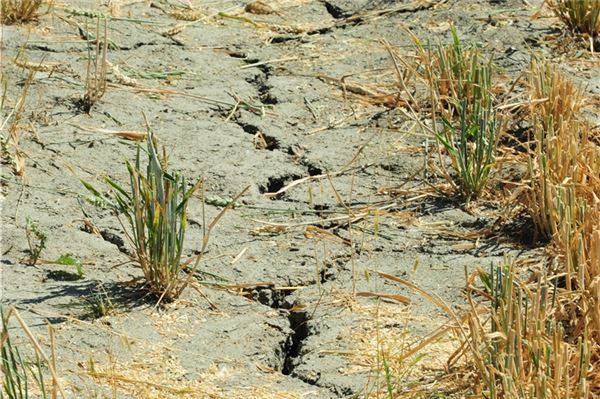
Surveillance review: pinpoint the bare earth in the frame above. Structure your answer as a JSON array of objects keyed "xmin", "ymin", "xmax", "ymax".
[{"xmin": 1, "ymin": 0, "xmax": 599, "ymax": 398}]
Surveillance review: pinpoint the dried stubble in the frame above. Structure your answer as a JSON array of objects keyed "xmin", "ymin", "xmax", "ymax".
[
  {"xmin": 463, "ymin": 261, "xmax": 594, "ymax": 398},
  {"xmin": 2, "ymin": 70, "xmax": 34, "ymax": 177},
  {"xmin": 465, "ymin": 60, "xmax": 600, "ymax": 397},
  {"xmin": 526, "ymin": 60, "xmax": 600, "ymax": 292}
]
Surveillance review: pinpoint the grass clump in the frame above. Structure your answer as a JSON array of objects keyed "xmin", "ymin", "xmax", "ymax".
[
  {"xmin": 83, "ymin": 130, "xmax": 203, "ymax": 302},
  {"xmin": 437, "ymin": 90, "xmax": 497, "ymax": 203},
  {"xmin": 525, "ymin": 60, "xmax": 600, "ymax": 347},
  {"xmin": 413, "ymin": 28, "xmax": 499, "ymax": 202},
  {"xmin": 1, "ymin": 312, "xmax": 46, "ymax": 399},
  {"xmin": 438, "ymin": 59, "xmax": 600, "ymax": 399},
  {"xmin": 526, "ymin": 60, "xmax": 600, "ymax": 268},
  {"xmin": 525, "ymin": 60, "xmax": 584, "ymax": 241},
  {"xmin": 85, "ymin": 292, "xmax": 114, "ymax": 318},
  {"xmin": 0, "ymin": 0, "xmax": 48, "ymax": 25},
  {"xmin": 547, "ymin": 0, "xmax": 600, "ymax": 38}
]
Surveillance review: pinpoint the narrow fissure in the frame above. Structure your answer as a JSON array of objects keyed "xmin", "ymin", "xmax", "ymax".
[
  {"xmin": 245, "ymin": 71, "xmax": 278, "ymax": 105},
  {"xmin": 243, "ymin": 287, "xmax": 311, "ymax": 377},
  {"xmin": 234, "ymin": 122, "xmax": 280, "ymax": 150},
  {"xmin": 322, "ymin": 1, "xmax": 350, "ymax": 19},
  {"xmin": 282, "ymin": 307, "xmax": 310, "ymax": 375}
]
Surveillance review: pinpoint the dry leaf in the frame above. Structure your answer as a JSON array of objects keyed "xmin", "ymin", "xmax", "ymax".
[
  {"xmin": 112, "ymin": 131, "xmax": 147, "ymax": 141},
  {"xmin": 356, "ymin": 291, "xmax": 411, "ymax": 304}
]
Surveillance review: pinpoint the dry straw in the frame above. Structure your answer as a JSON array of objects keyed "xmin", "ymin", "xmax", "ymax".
[
  {"xmin": 526, "ymin": 59, "xmax": 600, "ymax": 293},
  {"xmin": 458, "ymin": 59, "xmax": 600, "ymax": 397},
  {"xmin": 464, "ymin": 261, "xmax": 593, "ymax": 398},
  {"xmin": 2, "ymin": 68, "xmax": 34, "ymax": 177}
]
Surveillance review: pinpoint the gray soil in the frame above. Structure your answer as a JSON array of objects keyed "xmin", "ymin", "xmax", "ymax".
[{"xmin": 1, "ymin": 0, "xmax": 599, "ymax": 398}]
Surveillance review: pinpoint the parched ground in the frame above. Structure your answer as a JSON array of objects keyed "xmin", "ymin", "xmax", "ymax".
[{"xmin": 1, "ymin": 0, "xmax": 599, "ymax": 398}]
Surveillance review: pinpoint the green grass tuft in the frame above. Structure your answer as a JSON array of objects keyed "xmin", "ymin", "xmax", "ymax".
[{"xmin": 83, "ymin": 130, "xmax": 202, "ymax": 302}]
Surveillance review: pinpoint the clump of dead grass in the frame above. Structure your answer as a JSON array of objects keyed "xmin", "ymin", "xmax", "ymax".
[
  {"xmin": 1, "ymin": 68, "xmax": 34, "ymax": 177},
  {"xmin": 462, "ymin": 260, "xmax": 597, "ymax": 398},
  {"xmin": 76, "ymin": 18, "xmax": 108, "ymax": 113},
  {"xmin": 525, "ymin": 60, "xmax": 600, "ymax": 344},
  {"xmin": 0, "ymin": 0, "xmax": 49, "ymax": 25},
  {"xmin": 525, "ymin": 60, "xmax": 585, "ymax": 241}
]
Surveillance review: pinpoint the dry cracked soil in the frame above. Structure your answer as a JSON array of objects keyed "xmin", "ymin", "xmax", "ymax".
[{"xmin": 1, "ymin": 0, "xmax": 599, "ymax": 398}]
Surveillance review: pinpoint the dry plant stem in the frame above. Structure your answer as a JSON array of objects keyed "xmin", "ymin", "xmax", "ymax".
[
  {"xmin": 356, "ymin": 291, "xmax": 411, "ymax": 304},
  {"xmin": 86, "ymin": 370, "xmax": 198, "ymax": 395},
  {"xmin": 410, "ymin": 31, "xmax": 457, "ymax": 192},
  {"xmin": 373, "ymin": 270, "xmax": 477, "ymax": 364},
  {"xmin": 81, "ymin": 18, "xmax": 108, "ymax": 113},
  {"xmin": 6, "ymin": 71, "xmax": 34, "ymax": 177},
  {"xmin": 325, "ymin": 173, "xmax": 357, "ymax": 293},
  {"xmin": 381, "ymin": 38, "xmax": 421, "ymax": 118},
  {"xmin": 48, "ymin": 322, "xmax": 58, "ymax": 399},
  {"xmin": 168, "ymin": 185, "xmax": 250, "ymax": 307},
  {"xmin": 116, "ymin": 85, "xmax": 270, "ymax": 116},
  {"xmin": 240, "ymin": 55, "xmax": 301, "ymax": 69}
]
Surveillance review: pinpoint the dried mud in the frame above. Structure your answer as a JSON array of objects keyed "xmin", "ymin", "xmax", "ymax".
[{"xmin": 1, "ymin": 0, "xmax": 599, "ymax": 398}]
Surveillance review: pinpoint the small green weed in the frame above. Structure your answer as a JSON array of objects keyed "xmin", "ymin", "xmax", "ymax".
[
  {"xmin": 55, "ymin": 254, "xmax": 84, "ymax": 279},
  {"xmin": 84, "ymin": 290, "xmax": 114, "ymax": 318},
  {"xmin": 24, "ymin": 218, "xmax": 46, "ymax": 267}
]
